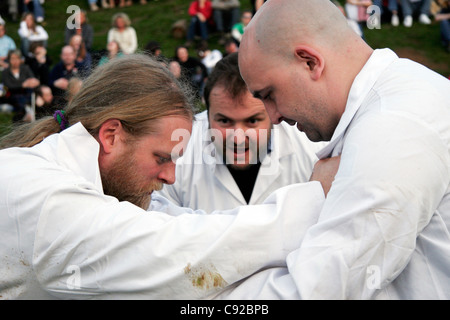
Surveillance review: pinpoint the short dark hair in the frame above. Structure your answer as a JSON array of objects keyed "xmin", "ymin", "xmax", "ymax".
[{"xmin": 203, "ymin": 52, "xmax": 247, "ymax": 111}]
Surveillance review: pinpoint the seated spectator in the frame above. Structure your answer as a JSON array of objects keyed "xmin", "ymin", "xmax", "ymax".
[
  {"xmin": 2, "ymin": 49, "xmax": 40, "ymax": 122},
  {"xmin": 88, "ymin": 0, "xmax": 110, "ymax": 11},
  {"xmin": 0, "ymin": 22, "xmax": 17, "ymax": 70},
  {"xmin": 107, "ymin": 12, "xmax": 138, "ymax": 54},
  {"xmin": 108, "ymin": 0, "xmax": 148, "ymax": 8},
  {"xmin": 373, "ymin": 0, "xmax": 400, "ymax": 26},
  {"xmin": 231, "ymin": 10, "xmax": 252, "ymax": 44},
  {"xmin": 185, "ymin": 0, "xmax": 213, "ymax": 48},
  {"xmin": 65, "ymin": 9, "xmax": 94, "ymax": 53},
  {"xmin": 223, "ymin": 38, "xmax": 238, "ymax": 56},
  {"xmin": 66, "ymin": 77, "xmax": 83, "ymax": 104},
  {"xmin": 431, "ymin": 0, "xmax": 450, "ymax": 52},
  {"xmin": 168, "ymin": 60, "xmax": 182, "ymax": 79},
  {"xmin": 401, "ymin": 0, "xmax": 432, "ymax": 27},
  {"xmin": 173, "ymin": 45, "xmax": 208, "ymax": 100},
  {"xmin": 34, "ymin": 84, "xmax": 56, "ymax": 119},
  {"xmin": 212, "ymin": 0, "xmax": 241, "ymax": 44},
  {"xmin": 144, "ymin": 40, "xmax": 163, "ymax": 59},
  {"xmin": 25, "ymin": 42, "xmax": 51, "ymax": 85},
  {"xmin": 345, "ymin": 0, "xmax": 373, "ymax": 38},
  {"xmin": 21, "ymin": 0, "xmax": 45, "ymax": 23},
  {"xmin": 69, "ymin": 34, "xmax": 92, "ymax": 75},
  {"xmin": 98, "ymin": 40, "xmax": 124, "ymax": 66},
  {"xmin": 333, "ymin": 0, "xmax": 363, "ymax": 37},
  {"xmin": 48, "ymin": 45, "xmax": 82, "ymax": 107},
  {"xmin": 18, "ymin": 12, "xmax": 48, "ymax": 58}
]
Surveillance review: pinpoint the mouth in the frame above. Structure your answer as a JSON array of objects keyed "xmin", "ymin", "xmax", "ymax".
[{"xmin": 232, "ymin": 146, "xmax": 249, "ymax": 156}]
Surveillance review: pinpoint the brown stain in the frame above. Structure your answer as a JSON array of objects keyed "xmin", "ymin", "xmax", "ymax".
[{"xmin": 184, "ymin": 263, "xmax": 227, "ymax": 290}]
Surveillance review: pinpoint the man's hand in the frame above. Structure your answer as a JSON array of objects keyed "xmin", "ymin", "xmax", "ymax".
[{"xmin": 310, "ymin": 155, "xmax": 341, "ymax": 197}]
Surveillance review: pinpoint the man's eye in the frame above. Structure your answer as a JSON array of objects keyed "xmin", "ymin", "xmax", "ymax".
[{"xmin": 157, "ymin": 156, "xmax": 171, "ymax": 164}]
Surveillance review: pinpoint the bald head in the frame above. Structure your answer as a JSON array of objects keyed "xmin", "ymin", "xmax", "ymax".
[
  {"xmin": 243, "ymin": 0, "xmax": 357, "ymax": 57},
  {"xmin": 238, "ymin": 0, "xmax": 374, "ymax": 142}
]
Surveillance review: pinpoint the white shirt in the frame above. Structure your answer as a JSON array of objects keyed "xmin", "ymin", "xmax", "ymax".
[
  {"xmin": 18, "ymin": 21, "xmax": 48, "ymax": 42},
  {"xmin": 107, "ymin": 27, "xmax": 137, "ymax": 54},
  {"xmin": 0, "ymin": 122, "xmax": 325, "ymax": 299},
  {"xmin": 156, "ymin": 110, "xmax": 325, "ymax": 212},
  {"xmin": 217, "ymin": 48, "xmax": 450, "ymax": 299}
]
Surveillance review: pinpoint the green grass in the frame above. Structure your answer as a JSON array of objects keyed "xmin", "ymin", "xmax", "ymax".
[{"xmin": 0, "ymin": 0, "xmax": 448, "ymax": 136}]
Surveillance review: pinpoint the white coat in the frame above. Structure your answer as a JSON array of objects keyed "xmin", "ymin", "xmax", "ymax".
[
  {"xmin": 216, "ymin": 48, "xmax": 450, "ymax": 299},
  {"xmin": 156, "ymin": 110, "xmax": 325, "ymax": 212},
  {"xmin": 0, "ymin": 122, "xmax": 325, "ymax": 299}
]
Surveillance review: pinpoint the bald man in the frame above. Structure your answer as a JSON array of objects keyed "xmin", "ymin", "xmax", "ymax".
[{"xmin": 221, "ymin": 0, "xmax": 450, "ymax": 300}]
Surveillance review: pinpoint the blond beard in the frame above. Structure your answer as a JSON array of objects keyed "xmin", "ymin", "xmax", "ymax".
[{"xmin": 101, "ymin": 149, "xmax": 163, "ymax": 210}]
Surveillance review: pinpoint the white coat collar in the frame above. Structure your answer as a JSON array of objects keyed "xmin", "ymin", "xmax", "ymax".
[
  {"xmin": 316, "ymin": 48, "xmax": 398, "ymax": 159},
  {"xmin": 45, "ymin": 122, "xmax": 103, "ymax": 191}
]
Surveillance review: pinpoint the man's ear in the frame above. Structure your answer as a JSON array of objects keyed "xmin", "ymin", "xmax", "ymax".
[
  {"xmin": 97, "ymin": 119, "xmax": 125, "ymax": 154},
  {"xmin": 294, "ymin": 45, "xmax": 325, "ymax": 81}
]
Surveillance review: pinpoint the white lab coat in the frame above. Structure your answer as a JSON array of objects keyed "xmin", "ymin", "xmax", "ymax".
[
  {"xmin": 0, "ymin": 122, "xmax": 325, "ymax": 299},
  {"xmin": 216, "ymin": 48, "xmax": 450, "ymax": 299},
  {"xmin": 156, "ymin": 110, "xmax": 325, "ymax": 212}
]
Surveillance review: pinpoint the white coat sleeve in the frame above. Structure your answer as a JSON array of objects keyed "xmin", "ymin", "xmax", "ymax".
[
  {"xmin": 286, "ymin": 112, "xmax": 450, "ymax": 299},
  {"xmin": 33, "ymin": 180, "xmax": 324, "ymax": 299}
]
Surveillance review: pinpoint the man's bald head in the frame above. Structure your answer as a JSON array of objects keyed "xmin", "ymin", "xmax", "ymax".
[
  {"xmin": 238, "ymin": 0, "xmax": 374, "ymax": 142},
  {"xmin": 242, "ymin": 0, "xmax": 357, "ymax": 58}
]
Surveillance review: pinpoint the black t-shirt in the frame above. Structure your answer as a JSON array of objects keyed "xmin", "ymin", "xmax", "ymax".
[{"xmin": 227, "ymin": 163, "xmax": 262, "ymax": 203}]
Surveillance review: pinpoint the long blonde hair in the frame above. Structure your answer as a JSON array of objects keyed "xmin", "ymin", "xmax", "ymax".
[{"xmin": 0, "ymin": 54, "xmax": 195, "ymax": 149}]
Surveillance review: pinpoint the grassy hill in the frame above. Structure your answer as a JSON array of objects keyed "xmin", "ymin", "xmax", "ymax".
[{"xmin": 0, "ymin": 0, "xmax": 448, "ymax": 135}]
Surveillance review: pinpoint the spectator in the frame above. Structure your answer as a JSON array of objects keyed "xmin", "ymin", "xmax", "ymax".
[
  {"xmin": 431, "ymin": 0, "xmax": 450, "ymax": 52},
  {"xmin": 373, "ymin": 0, "xmax": 400, "ymax": 26},
  {"xmin": 401, "ymin": 0, "xmax": 432, "ymax": 27},
  {"xmin": 185, "ymin": 0, "xmax": 213, "ymax": 48},
  {"xmin": 345, "ymin": 0, "xmax": 373, "ymax": 37},
  {"xmin": 34, "ymin": 84, "xmax": 56, "ymax": 119},
  {"xmin": 212, "ymin": 0, "xmax": 241, "ymax": 44},
  {"xmin": 48, "ymin": 45, "xmax": 82, "ymax": 107},
  {"xmin": 24, "ymin": 42, "xmax": 51, "ymax": 85},
  {"xmin": 168, "ymin": 60, "xmax": 182, "ymax": 79},
  {"xmin": 98, "ymin": 40, "xmax": 124, "ymax": 66},
  {"xmin": 108, "ymin": 0, "xmax": 146, "ymax": 8},
  {"xmin": 231, "ymin": 10, "xmax": 252, "ymax": 44},
  {"xmin": 65, "ymin": 9, "xmax": 94, "ymax": 53},
  {"xmin": 88, "ymin": 0, "xmax": 110, "ymax": 11},
  {"xmin": 0, "ymin": 22, "xmax": 16, "ymax": 70},
  {"xmin": 107, "ymin": 12, "xmax": 138, "ymax": 54},
  {"xmin": 2, "ymin": 49, "xmax": 39, "ymax": 122},
  {"xmin": 18, "ymin": 12, "xmax": 48, "ymax": 58},
  {"xmin": 196, "ymin": 42, "xmax": 223, "ymax": 74},
  {"xmin": 21, "ymin": 0, "xmax": 45, "ymax": 23},
  {"xmin": 144, "ymin": 40, "xmax": 163, "ymax": 59},
  {"xmin": 332, "ymin": 0, "xmax": 363, "ymax": 37},
  {"xmin": 66, "ymin": 77, "xmax": 83, "ymax": 104},
  {"xmin": 173, "ymin": 45, "xmax": 208, "ymax": 100},
  {"xmin": 68, "ymin": 34, "xmax": 92, "ymax": 75},
  {"xmin": 224, "ymin": 38, "xmax": 238, "ymax": 56}
]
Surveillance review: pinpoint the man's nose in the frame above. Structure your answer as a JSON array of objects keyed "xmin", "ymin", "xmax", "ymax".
[
  {"xmin": 229, "ymin": 127, "xmax": 247, "ymax": 146},
  {"xmin": 158, "ymin": 164, "xmax": 176, "ymax": 185}
]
